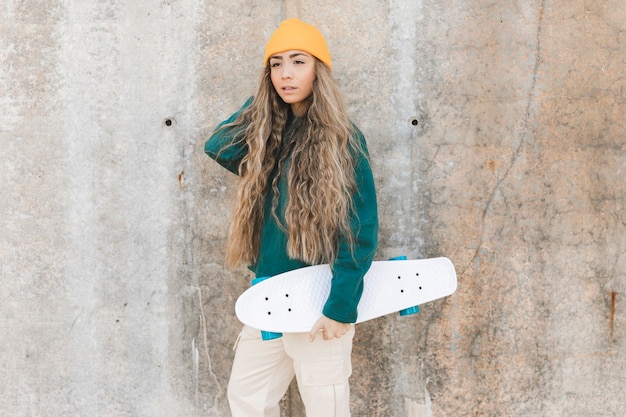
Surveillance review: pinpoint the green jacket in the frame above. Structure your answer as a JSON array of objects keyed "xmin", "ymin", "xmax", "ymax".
[{"xmin": 205, "ymin": 99, "xmax": 378, "ymax": 323}]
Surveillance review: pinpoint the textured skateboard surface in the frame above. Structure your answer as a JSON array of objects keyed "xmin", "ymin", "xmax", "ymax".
[{"xmin": 235, "ymin": 257, "xmax": 457, "ymax": 333}]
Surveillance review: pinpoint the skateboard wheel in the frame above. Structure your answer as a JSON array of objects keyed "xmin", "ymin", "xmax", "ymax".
[
  {"xmin": 399, "ymin": 305, "xmax": 420, "ymax": 316},
  {"xmin": 251, "ymin": 276, "xmax": 271, "ymax": 285},
  {"xmin": 261, "ymin": 331, "xmax": 283, "ymax": 340}
]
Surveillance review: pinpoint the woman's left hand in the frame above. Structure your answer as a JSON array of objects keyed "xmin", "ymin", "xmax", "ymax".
[{"xmin": 309, "ymin": 315, "xmax": 351, "ymax": 342}]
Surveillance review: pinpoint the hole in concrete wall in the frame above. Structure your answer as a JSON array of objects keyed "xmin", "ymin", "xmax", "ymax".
[
  {"xmin": 408, "ymin": 110, "xmax": 430, "ymax": 136},
  {"xmin": 163, "ymin": 117, "xmax": 175, "ymax": 127},
  {"xmin": 407, "ymin": 108, "xmax": 430, "ymax": 136}
]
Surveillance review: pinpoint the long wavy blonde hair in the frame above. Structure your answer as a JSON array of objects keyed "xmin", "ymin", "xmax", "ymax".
[{"xmin": 222, "ymin": 60, "xmax": 363, "ymax": 268}]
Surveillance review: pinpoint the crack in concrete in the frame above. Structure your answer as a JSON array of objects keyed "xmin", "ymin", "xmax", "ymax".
[
  {"xmin": 196, "ymin": 285, "xmax": 224, "ymax": 410},
  {"xmin": 461, "ymin": 0, "xmax": 546, "ymax": 277}
]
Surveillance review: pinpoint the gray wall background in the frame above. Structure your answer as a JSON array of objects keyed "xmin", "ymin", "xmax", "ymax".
[{"xmin": 1, "ymin": 0, "xmax": 625, "ymax": 416}]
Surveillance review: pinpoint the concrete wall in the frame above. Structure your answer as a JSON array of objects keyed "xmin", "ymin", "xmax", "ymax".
[{"xmin": 1, "ymin": 0, "xmax": 624, "ymax": 416}]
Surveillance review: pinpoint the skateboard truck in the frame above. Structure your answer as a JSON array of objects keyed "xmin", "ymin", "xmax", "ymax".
[
  {"xmin": 251, "ymin": 276, "xmax": 283, "ymax": 340},
  {"xmin": 389, "ymin": 256, "xmax": 420, "ymax": 317}
]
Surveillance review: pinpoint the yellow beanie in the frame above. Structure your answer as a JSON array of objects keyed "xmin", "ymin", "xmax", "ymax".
[{"xmin": 264, "ymin": 18, "xmax": 332, "ymax": 71}]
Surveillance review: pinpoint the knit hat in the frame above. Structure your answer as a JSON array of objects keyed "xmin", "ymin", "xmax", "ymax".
[{"xmin": 264, "ymin": 18, "xmax": 332, "ymax": 71}]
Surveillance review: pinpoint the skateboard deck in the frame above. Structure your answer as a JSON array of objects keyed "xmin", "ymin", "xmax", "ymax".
[{"xmin": 235, "ymin": 257, "xmax": 457, "ymax": 333}]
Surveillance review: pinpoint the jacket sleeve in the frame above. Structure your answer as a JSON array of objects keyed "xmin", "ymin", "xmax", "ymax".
[
  {"xmin": 322, "ymin": 128, "xmax": 379, "ymax": 323},
  {"xmin": 204, "ymin": 97, "xmax": 253, "ymax": 175}
]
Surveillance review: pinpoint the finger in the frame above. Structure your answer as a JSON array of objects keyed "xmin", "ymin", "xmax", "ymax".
[
  {"xmin": 310, "ymin": 328, "xmax": 326, "ymax": 343},
  {"xmin": 309, "ymin": 322, "xmax": 322, "ymax": 343}
]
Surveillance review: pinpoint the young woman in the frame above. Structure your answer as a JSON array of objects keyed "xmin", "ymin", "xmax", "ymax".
[{"xmin": 205, "ymin": 18, "xmax": 378, "ymax": 417}]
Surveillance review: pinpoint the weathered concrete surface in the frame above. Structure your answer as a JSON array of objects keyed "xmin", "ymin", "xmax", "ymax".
[{"xmin": 1, "ymin": 0, "xmax": 625, "ymax": 416}]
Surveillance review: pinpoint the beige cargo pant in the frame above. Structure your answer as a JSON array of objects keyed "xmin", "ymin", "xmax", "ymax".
[{"xmin": 228, "ymin": 324, "xmax": 355, "ymax": 417}]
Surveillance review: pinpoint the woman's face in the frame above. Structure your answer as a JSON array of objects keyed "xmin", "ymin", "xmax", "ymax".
[{"xmin": 269, "ymin": 50, "xmax": 316, "ymax": 114}]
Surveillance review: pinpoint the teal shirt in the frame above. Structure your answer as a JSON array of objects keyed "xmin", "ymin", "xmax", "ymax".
[{"xmin": 205, "ymin": 99, "xmax": 379, "ymax": 323}]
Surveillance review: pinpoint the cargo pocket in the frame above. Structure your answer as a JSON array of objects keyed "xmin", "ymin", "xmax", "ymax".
[{"xmin": 300, "ymin": 360, "xmax": 352, "ymax": 387}]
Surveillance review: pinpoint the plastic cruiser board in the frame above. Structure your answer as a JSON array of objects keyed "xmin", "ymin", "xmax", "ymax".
[{"xmin": 235, "ymin": 257, "xmax": 457, "ymax": 334}]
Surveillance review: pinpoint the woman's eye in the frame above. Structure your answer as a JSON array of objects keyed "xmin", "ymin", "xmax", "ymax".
[{"xmin": 270, "ymin": 62, "xmax": 281, "ymax": 68}]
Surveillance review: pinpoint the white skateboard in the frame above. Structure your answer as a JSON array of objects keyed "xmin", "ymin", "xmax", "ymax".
[{"xmin": 235, "ymin": 257, "xmax": 457, "ymax": 334}]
